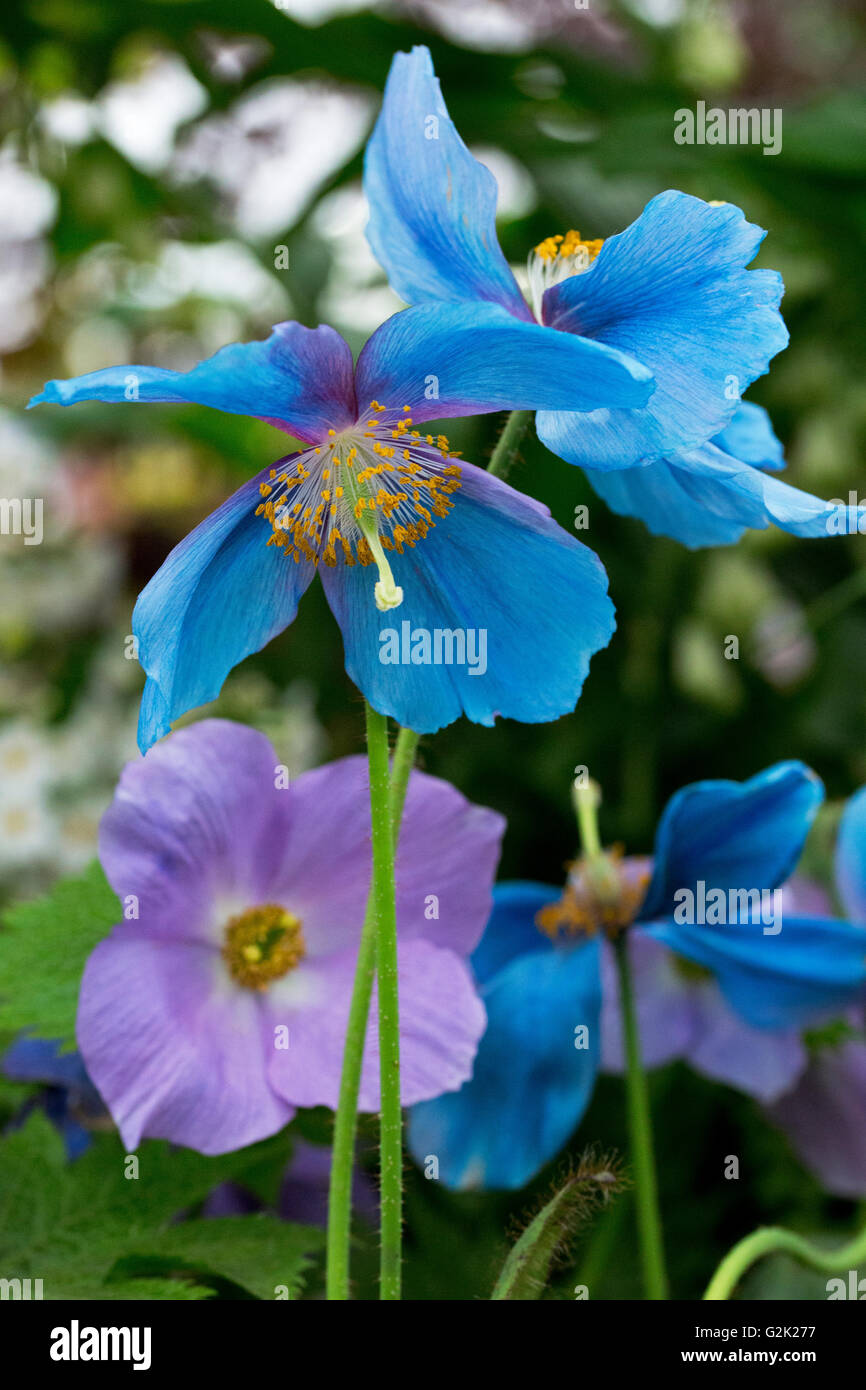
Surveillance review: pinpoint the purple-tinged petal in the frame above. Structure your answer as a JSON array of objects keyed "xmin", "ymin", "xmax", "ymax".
[
  {"xmin": 133, "ymin": 467, "xmax": 316, "ymax": 752},
  {"xmin": 355, "ymin": 301, "xmax": 652, "ymax": 426},
  {"xmin": 600, "ymin": 931, "xmax": 696, "ymax": 1072},
  {"xmin": 364, "ymin": 46, "xmax": 531, "ymax": 320},
  {"xmin": 684, "ymin": 983, "xmax": 806, "ymax": 1102},
  {"xmin": 835, "ymin": 786, "xmax": 866, "ymax": 925},
  {"xmin": 266, "ymin": 938, "xmax": 485, "ymax": 1110},
  {"xmin": 768, "ymin": 1042, "xmax": 866, "ymax": 1198},
  {"xmin": 537, "ymin": 191, "xmax": 788, "ymax": 469},
  {"xmin": 780, "ymin": 875, "xmax": 833, "ymax": 920},
  {"xmin": 29, "ymin": 322, "xmax": 358, "ymax": 444},
  {"xmin": 263, "ymin": 755, "xmax": 503, "ymax": 958},
  {"xmin": 99, "ymin": 720, "xmax": 293, "ymax": 943},
  {"xmin": 321, "ymin": 462, "xmax": 616, "ymax": 733},
  {"xmin": 77, "ymin": 931, "xmax": 292, "ymax": 1154}
]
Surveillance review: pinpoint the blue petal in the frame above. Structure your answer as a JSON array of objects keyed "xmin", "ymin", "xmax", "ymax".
[
  {"xmin": 835, "ymin": 786, "xmax": 866, "ymax": 924},
  {"xmin": 320, "ymin": 463, "xmax": 616, "ymax": 733},
  {"xmin": 28, "ymin": 322, "xmax": 358, "ymax": 444},
  {"xmin": 536, "ymin": 192, "xmax": 788, "ymax": 469},
  {"xmin": 584, "ymin": 438, "xmax": 859, "ymax": 548},
  {"xmin": 356, "ymin": 301, "xmax": 653, "ymax": 424},
  {"xmin": 364, "ymin": 46, "xmax": 530, "ymax": 319},
  {"xmin": 408, "ymin": 928, "xmax": 602, "ymax": 1190},
  {"xmin": 471, "ymin": 881, "xmax": 558, "ymax": 984},
  {"xmin": 133, "ymin": 463, "xmax": 316, "ymax": 752},
  {"xmin": 645, "ymin": 914, "xmax": 866, "ymax": 1030},
  {"xmin": 640, "ymin": 761, "xmax": 824, "ymax": 921},
  {"xmin": 713, "ymin": 401, "xmax": 784, "ymax": 471}
]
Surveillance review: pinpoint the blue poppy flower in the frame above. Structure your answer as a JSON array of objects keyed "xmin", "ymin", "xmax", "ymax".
[
  {"xmin": 408, "ymin": 762, "xmax": 866, "ymax": 1190},
  {"xmin": 364, "ymin": 48, "xmax": 860, "ymax": 543},
  {"xmin": 29, "ymin": 307, "xmax": 651, "ymax": 751}
]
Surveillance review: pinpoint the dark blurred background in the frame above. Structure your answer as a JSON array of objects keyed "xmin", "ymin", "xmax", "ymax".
[{"xmin": 1, "ymin": 0, "xmax": 865, "ymax": 1297}]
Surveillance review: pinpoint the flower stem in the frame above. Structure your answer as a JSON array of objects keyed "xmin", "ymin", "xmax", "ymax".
[
  {"xmin": 613, "ymin": 934, "xmax": 669, "ymax": 1300},
  {"xmin": 325, "ymin": 713, "xmax": 419, "ymax": 1301},
  {"xmin": 487, "ymin": 409, "xmax": 531, "ymax": 480},
  {"xmin": 704, "ymin": 1219, "xmax": 866, "ymax": 1300},
  {"xmin": 365, "ymin": 702, "xmax": 403, "ymax": 1300}
]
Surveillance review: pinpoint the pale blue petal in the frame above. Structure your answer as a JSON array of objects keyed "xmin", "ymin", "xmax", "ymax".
[
  {"xmin": 134, "ymin": 465, "xmax": 315, "ymax": 751},
  {"xmin": 29, "ymin": 322, "xmax": 358, "ymax": 444},
  {"xmin": 320, "ymin": 463, "xmax": 615, "ymax": 733},
  {"xmin": 356, "ymin": 301, "xmax": 653, "ymax": 425},
  {"xmin": 364, "ymin": 46, "xmax": 530, "ymax": 319},
  {"xmin": 536, "ymin": 191, "xmax": 788, "ymax": 469}
]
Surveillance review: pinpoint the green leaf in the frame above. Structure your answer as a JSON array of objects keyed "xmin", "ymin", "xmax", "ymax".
[
  {"xmin": 490, "ymin": 1157, "xmax": 624, "ymax": 1301},
  {"xmin": 0, "ymin": 1111, "xmax": 310, "ymax": 1300},
  {"xmin": 116, "ymin": 1215, "xmax": 325, "ymax": 1301},
  {"xmin": 0, "ymin": 861, "xmax": 120, "ymax": 1047}
]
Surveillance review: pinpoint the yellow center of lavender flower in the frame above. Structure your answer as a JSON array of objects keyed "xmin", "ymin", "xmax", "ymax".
[
  {"xmin": 222, "ymin": 903, "xmax": 306, "ymax": 990},
  {"xmin": 255, "ymin": 402, "xmax": 462, "ymax": 612},
  {"xmin": 535, "ymin": 849, "xmax": 650, "ymax": 943},
  {"xmin": 527, "ymin": 230, "xmax": 604, "ymax": 320}
]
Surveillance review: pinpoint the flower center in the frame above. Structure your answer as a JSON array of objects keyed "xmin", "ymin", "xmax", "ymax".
[
  {"xmin": 222, "ymin": 903, "xmax": 306, "ymax": 990},
  {"xmin": 527, "ymin": 229, "xmax": 603, "ymax": 320},
  {"xmin": 256, "ymin": 402, "xmax": 462, "ymax": 612},
  {"xmin": 535, "ymin": 849, "xmax": 649, "ymax": 943}
]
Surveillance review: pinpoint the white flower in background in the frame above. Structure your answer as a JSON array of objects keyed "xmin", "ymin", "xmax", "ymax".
[
  {"xmin": 98, "ymin": 53, "xmax": 208, "ymax": 174},
  {"xmin": 55, "ymin": 794, "xmax": 107, "ymax": 874},
  {"xmin": 0, "ymin": 721, "xmax": 53, "ymax": 801},
  {"xmin": 173, "ymin": 78, "xmax": 373, "ymax": 238},
  {"xmin": 0, "ymin": 155, "xmax": 56, "ymax": 354},
  {"xmin": 0, "ymin": 792, "xmax": 56, "ymax": 870}
]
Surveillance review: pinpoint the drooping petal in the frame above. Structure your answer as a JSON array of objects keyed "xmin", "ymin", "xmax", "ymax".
[
  {"xmin": 835, "ymin": 786, "xmax": 866, "ymax": 924},
  {"xmin": 320, "ymin": 462, "xmax": 616, "ymax": 734},
  {"xmin": 132, "ymin": 465, "xmax": 316, "ymax": 752},
  {"xmin": 28, "ymin": 322, "xmax": 358, "ymax": 443},
  {"xmin": 712, "ymin": 401, "xmax": 784, "ymax": 471},
  {"xmin": 355, "ymin": 301, "xmax": 653, "ymax": 426},
  {"xmin": 683, "ymin": 982, "xmax": 806, "ymax": 1102},
  {"xmin": 536, "ymin": 191, "xmax": 788, "ymax": 469},
  {"xmin": 261, "ymin": 755, "xmax": 504, "ymax": 958},
  {"xmin": 470, "ymin": 881, "xmax": 555, "ymax": 985},
  {"xmin": 364, "ymin": 45, "xmax": 530, "ymax": 320},
  {"xmin": 407, "ymin": 935, "xmax": 602, "ymax": 1190},
  {"xmin": 640, "ymin": 761, "xmax": 824, "ymax": 921},
  {"xmin": 768, "ymin": 1041, "xmax": 866, "ymax": 1198},
  {"xmin": 585, "ymin": 438, "xmax": 859, "ymax": 548},
  {"xmin": 98, "ymin": 720, "xmax": 293, "ymax": 942},
  {"xmin": 645, "ymin": 912, "xmax": 866, "ymax": 1030},
  {"xmin": 77, "ymin": 930, "xmax": 291, "ymax": 1154},
  {"xmin": 266, "ymin": 938, "xmax": 486, "ymax": 1110}
]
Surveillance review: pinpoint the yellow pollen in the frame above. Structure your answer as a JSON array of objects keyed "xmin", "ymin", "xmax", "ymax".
[
  {"xmin": 256, "ymin": 404, "xmax": 462, "ymax": 600},
  {"xmin": 535, "ymin": 850, "xmax": 650, "ymax": 943},
  {"xmin": 533, "ymin": 229, "xmax": 604, "ymax": 263},
  {"xmin": 222, "ymin": 904, "xmax": 305, "ymax": 990}
]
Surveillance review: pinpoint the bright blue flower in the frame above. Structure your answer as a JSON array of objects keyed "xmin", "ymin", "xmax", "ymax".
[
  {"xmin": 29, "ymin": 307, "xmax": 651, "ymax": 751},
  {"xmin": 365, "ymin": 47, "xmax": 862, "ymax": 543},
  {"xmin": 408, "ymin": 762, "xmax": 866, "ymax": 1190}
]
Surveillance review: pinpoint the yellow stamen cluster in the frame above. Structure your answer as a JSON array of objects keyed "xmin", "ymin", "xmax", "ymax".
[
  {"xmin": 533, "ymin": 230, "xmax": 604, "ymax": 264},
  {"xmin": 222, "ymin": 904, "xmax": 305, "ymax": 990},
  {"xmin": 255, "ymin": 403, "xmax": 462, "ymax": 586},
  {"xmin": 535, "ymin": 850, "xmax": 650, "ymax": 943}
]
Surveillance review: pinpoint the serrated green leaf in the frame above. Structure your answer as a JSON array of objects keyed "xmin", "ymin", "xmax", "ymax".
[
  {"xmin": 116, "ymin": 1215, "xmax": 325, "ymax": 1301},
  {"xmin": 0, "ymin": 1112, "xmax": 300, "ymax": 1300},
  {"xmin": 0, "ymin": 861, "xmax": 120, "ymax": 1046}
]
